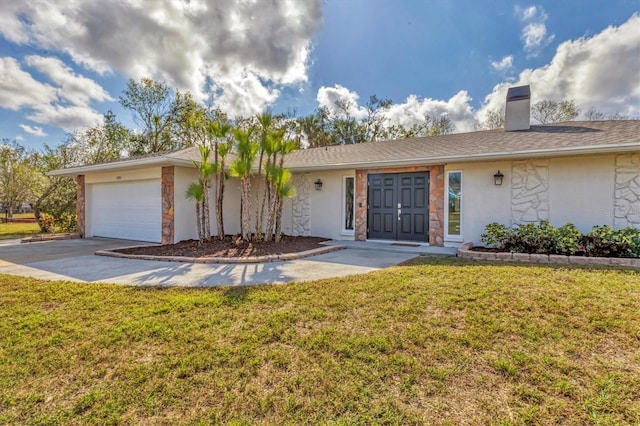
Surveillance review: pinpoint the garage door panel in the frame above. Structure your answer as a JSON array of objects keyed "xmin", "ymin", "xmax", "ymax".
[{"xmin": 90, "ymin": 180, "xmax": 161, "ymax": 243}]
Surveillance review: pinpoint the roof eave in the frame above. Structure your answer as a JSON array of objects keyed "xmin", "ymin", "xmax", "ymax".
[
  {"xmin": 287, "ymin": 142, "xmax": 640, "ymax": 172},
  {"xmin": 47, "ymin": 155, "xmax": 196, "ymax": 177}
]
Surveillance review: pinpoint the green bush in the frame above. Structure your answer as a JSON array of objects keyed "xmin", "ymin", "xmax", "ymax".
[
  {"xmin": 480, "ymin": 223, "xmax": 514, "ymax": 249},
  {"xmin": 582, "ymin": 225, "xmax": 640, "ymax": 258},
  {"xmin": 480, "ymin": 221, "xmax": 640, "ymax": 258}
]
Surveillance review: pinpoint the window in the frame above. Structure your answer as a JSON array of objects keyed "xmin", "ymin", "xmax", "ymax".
[
  {"xmin": 446, "ymin": 171, "xmax": 462, "ymax": 238},
  {"xmin": 343, "ymin": 176, "xmax": 355, "ymax": 232}
]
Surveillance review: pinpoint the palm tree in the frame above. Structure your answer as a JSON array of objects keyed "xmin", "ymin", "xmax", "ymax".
[
  {"xmin": 207, "ymin": 117, "xmax": 233, "ymax": 239},
  {"xmin": 229, "ymin": 127, "xmax": 258, "ymax": 241},
  {"xmin": 192, "ymin": 144, "xmax": 215, "ymax": 240},
  {"xmin": 185, "ymin": 181, "xmax": 204, "ymax": 242}
]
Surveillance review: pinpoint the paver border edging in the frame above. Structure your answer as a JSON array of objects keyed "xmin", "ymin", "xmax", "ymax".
[
  {"xmin": 21, "ymin": 233, "xmax": 81, "ymax": 243},
  {"xmin": 95, "ymin": 244, "xmax": 345, "ymax": 264},
  {"xmin": 457, "ymin": 242, "xmax": 640, "ymax": 267}
]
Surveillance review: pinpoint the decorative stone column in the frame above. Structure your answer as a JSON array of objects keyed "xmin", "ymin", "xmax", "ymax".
[
  {"xmin": 511, "ymin": 160, "xmax": 549, "ymax": 224},
  {"xmin": 76, "ymin": 174, "xmax": 85, "ymax": 237},
  {"xmin": 614, "ymin": 154, "xmax": 640, "ymax": 228},
  {"xmin": 291, "ymin": 173, "xmax": 311, "ymax": 236},
  {"xmin": 428, "ymin": 165, "xmax": 445, "ymax": 246},
  {"xmin": 161, "ymin": 166, "xmax": 175, "ymax": 245},
  {"xmin": 354, "ymin": 170, "xmax": 368, "ymax": 241}
]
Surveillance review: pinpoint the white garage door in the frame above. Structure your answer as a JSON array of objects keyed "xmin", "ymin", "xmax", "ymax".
[{"xmin": 90, "ymin": 179, "xmax": 162, "ymax": 243}]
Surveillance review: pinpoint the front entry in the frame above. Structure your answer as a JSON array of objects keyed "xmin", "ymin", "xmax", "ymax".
[{"xmin": 367, "ymin": 172, "xmax": 429, "ymax": 242}]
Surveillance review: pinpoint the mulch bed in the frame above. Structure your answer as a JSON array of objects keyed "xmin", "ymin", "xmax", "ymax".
[{"xmin": 114, "ymin": 236, "xmax": 329, "ymax": 258}]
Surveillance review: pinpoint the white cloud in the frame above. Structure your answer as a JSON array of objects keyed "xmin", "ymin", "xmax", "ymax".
[
  {"xmin": 480, "ymin": 13, "xmax": 640, "ymax": 121},
  {"xmin": 0, "ymin": 0, "xmax": 323, "ymax": 117},
  {"xmin": 317, "ymin": 85, "xmax": 367, "ymax": 119},
  {"xmin": 384, "ymin": 91, "xmax": 476, "ymax": 132},
  {"xmin": 24, "ymin": 55, "xmax": 113, "ymax": 105},
  {"xmin": 491, "ymin": 55, "xmax": 514, "ymax": 72},
  {"xmin": 0, "ymin": 56, "xmax": 107, "ymax": 131},
  {"xmin": 15, "ymin": 135, "xmax": 24, "ymax": 141},
  {"xmin": 26, "ymin": 104, "xmax": 103, "ymax": 132},
  {"xmin": 0, "ymin": 57, "xmax": 57, "ymax": 110},
  {"xmin": 515, "ymin": 5, "xmax": 555, "ymax": 56},
  {"xmin": 19, "ymin": 124, "xmax": 48, "ymax": 137},
  {"xmin": 210, "ymin": 71, "xmax": 280, "ymax": 118}
]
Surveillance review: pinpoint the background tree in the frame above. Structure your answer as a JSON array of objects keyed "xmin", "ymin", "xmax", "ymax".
[
  {"xmin": 475, "ymin": 108, "xmax": 505, "ymax": 130},
  {"xmin": 30, "ymin": 143, "xmax": 79, "ymax": 232},
  {"xmin": 119, "ymin": 77, "xmax": 184, "ymax": 154},
  {"xmin": 0, "ymin": 142, "xmax": 35, "ymax": 219},
  {"xmin": 69, "ymin": 111, "xmax": 131, "ymax": 163},
  {"xmin": 531, "ymin": 99, "xmax": 580, "ymax": 124}
]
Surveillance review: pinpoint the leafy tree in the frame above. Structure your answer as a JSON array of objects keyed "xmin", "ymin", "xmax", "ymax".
[
  {"xmin": 531, "ymin": 99, "xmax": 580, "ymax": 124},
  {"xmin": 189, "ymin": 145, "xmax": 215, "ymax": 243},
  {"xmin": 29, "ymin": 143, "xmax": 79, "ymax": 232},
  {"xmin": 0, "ymin": 142, "xmax": 35, "ymax": 219},
  {"xmin": 585, "ymin": 107, "xmax": 630, "ymax": 121},
  {"xmin": 119, "ymin": 77, "xmax": 184, "ymax": 154},
  {"xmin": 69, "ymin": 111, "xmax": 131, "ymax": 163},
  {"xmin": 475, "ymin": 108, "xmax": 505, "ymax": 130},
  {"xmin": 385, "ymin": 114, "xmax": 455, "ymax": 139}
]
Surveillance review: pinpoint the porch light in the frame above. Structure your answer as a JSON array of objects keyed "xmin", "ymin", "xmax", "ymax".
[
  {"xmin": 493, "ymin": 170, "xmax": 504, "ymax": 186},
  {"xmin": 314, "ymin": 179, "xmax": 323, "ymax": 191}
]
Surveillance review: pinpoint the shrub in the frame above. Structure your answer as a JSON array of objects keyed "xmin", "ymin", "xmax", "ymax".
[
  {"xmin": 480, "ymin": 223, "xmax": 514, "ymax": 249},
  {"xmin": 554, "ymin": 223, "xmax": 582, "ymax": 255},
  {"xmin": 480, "ymin": 222, "xmax": 640, "ymax": 258},
  {"xmin": 582, "ymin": 225, "xmax": 640, "ymax": 258}
]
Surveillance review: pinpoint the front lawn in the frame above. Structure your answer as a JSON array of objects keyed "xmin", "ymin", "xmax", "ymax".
[
  {"xmin": 1, "ymin": 259, "xmax": 638, "ymax": 424},
  {"xmin": 0, "ymin": 213, "xmax": 40, "ymax": 240}
]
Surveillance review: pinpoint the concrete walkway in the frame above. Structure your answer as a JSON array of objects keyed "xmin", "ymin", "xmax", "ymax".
[{"xmin": 0, "ymin": 238, "xmax": 429, "ymax": 287}]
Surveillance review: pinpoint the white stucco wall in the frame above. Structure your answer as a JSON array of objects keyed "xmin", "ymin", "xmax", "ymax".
[
  {"xmin": 548, "ymin": 155, "xmax": 615, "ymax": 231},
  {"xmin": 173, "ymin": 166, "xmax": 199, "ymax": 242},
  {"xmin": 84, "ymin": 167, "xmax": 160, "ymax": 184},
  {"xmin": 283, "ymin": 170, "xmax": 356, "ymax": 240},
  {"xmin": 445, "ymin": 161, "xmax": 512, "ymax": 247},
  {"xmin": 447, "ymin": 154, "xmax": 620, "ymax": 246}
]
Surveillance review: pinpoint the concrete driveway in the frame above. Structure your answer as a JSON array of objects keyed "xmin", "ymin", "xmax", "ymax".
[{"xmin": 0, "ymin": 238, "xmax": 420, "ymax": 287}]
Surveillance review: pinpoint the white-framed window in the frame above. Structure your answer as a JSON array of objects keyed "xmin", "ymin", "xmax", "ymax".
[
  {"xmin": 342, "ymin": 176, "xmax": 355, "ymax": 234},
  {"xmin": 445, "ymin": 171, "xmax": 463, "ymax": 241}
]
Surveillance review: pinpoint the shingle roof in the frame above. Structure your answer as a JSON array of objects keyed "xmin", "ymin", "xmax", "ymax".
[
  {"xmin": 49, "ymin": 120, "xmax": 639, "ymax": 176},
  {"xmin": 283, "ymin": 120, "xmax": 640, "ymax": 170}
]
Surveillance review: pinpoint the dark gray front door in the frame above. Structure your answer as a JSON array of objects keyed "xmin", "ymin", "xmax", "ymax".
[{"xmin": 367, "ymin": 172, "xmax": 429, "ymax": 241}]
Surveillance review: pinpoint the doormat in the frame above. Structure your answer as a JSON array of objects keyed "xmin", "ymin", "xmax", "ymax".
[{"xmin": 390, "ymin": 243, "xmax": 421, "ymax": 247}]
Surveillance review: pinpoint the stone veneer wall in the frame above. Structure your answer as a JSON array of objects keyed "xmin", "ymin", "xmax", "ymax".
[
  {"xmin": 291, "ymin": 173, "xmax": 311, "ymax": 236},
  {"xmin": 161, "ymin": 166, "xmax": 175, "ymax": 245},
  {"xmin": 614, "ymin": 154, "xmax": 640, "ymax": 228},
  {"xmin": 354, "ymin": 165, "xmax": 445, "ymax": 246},
  {"xmin": 511, "ymin": 160, "xmax": 549, "ymax": 224},
  {"xmin": 76, "ymin": 174, "xmax": 85, "ymax": 237}
]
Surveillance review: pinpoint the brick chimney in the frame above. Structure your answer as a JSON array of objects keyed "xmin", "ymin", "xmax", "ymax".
[{"xmin": 505, "ymin": 85, "xmax": 531, "ymax": 131}]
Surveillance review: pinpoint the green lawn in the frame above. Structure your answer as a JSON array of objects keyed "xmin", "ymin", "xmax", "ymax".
[
  {"xmin": 1, "ymin": 258, "xmax": 639, "ymax": 425},
  {"xmin": 0, "ymin": 214, "xmax": 40, "ymax": 240}
]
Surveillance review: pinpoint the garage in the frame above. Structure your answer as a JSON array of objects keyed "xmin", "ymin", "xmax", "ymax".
[{"xmin": 89, "ymin": 179, "xmax": 162, "ymax": 243}]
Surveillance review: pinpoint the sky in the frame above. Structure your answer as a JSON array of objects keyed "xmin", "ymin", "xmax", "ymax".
[{"xmin": 0, "ymin": 0, "xmax": 639, "ymax": 151}]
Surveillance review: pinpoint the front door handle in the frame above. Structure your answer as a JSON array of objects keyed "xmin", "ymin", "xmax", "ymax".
[{"xmin": 397, "ymin": 208, "xmax": 401, "ymax": 221}]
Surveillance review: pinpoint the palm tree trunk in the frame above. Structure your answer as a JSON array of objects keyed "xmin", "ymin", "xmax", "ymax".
[
  {"xmin": 195, "ymin": 202, "xmax": 202, "ymax": 243},
  {"xmin": 216, "ymin": 172, "xmax": 225, "ymax": 239},
  {"xmin": 274, "ymin": 196, "xmax": 284, "ymax": 243},
  {"xmin": 203, "ymin": 179, "xmax": 211, "ymax": 240},
  {"xmin": 240, "ymin": 177, "xmax": 252, "ymax": 241}
]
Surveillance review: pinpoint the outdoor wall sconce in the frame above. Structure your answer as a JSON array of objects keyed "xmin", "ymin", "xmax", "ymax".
[
  {"xmin": 493, "ymin": 170, "xmax": 504, "ymax": 186},
  {"xmin": 314, "ymin": 179, "xmax": 323, "ymax": 191}
]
